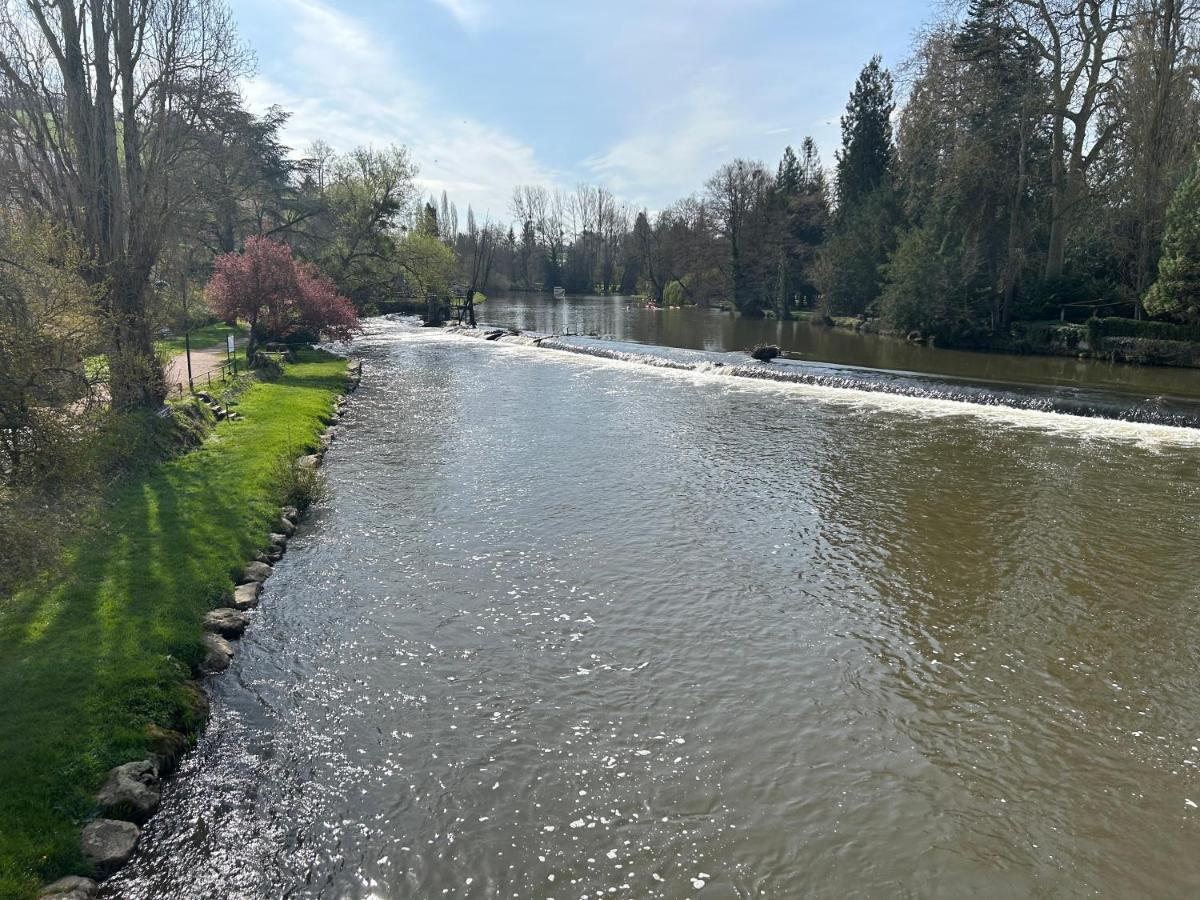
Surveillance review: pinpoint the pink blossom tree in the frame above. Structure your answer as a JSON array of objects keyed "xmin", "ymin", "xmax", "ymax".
[{"xmin": 206, "ymin": 237, "xmax": 360, "ymax": 359}]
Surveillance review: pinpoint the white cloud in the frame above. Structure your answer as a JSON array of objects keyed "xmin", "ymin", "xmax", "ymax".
[
  {"xmin": 583, "ymin": 84, "xmax": 757, "ymax": 206},
  {"xmin": 430, "ymin": 0, "xmax": 488, "ymax": 30},
  {"xmin": 241, "ymin": 0, "xmax": 554, "ymax": 221}
]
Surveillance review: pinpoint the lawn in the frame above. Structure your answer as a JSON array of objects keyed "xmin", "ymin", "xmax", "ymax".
[
  {"xmin": 0, "ymin": 349, "xmax": 347, "ymax": 899},
  {"xmin": 154, "ymin": 321, "xmax": 248, "ymax": 357}
]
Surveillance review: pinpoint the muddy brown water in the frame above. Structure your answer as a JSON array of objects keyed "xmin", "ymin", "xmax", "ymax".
[{"xmin": 105, "ymin": 305, "xmax": 1200, "ymax": 898}]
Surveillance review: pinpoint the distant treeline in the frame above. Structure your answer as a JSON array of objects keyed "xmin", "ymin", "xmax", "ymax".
[{"xmin": 487, "ymin": 0, "xmax": 1200, "ymax": 344}]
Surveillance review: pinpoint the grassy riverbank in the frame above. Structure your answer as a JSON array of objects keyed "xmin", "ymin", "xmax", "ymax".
[{"xmin": 0, "ymin": 349, "xmax": 347, "ymax": 899}]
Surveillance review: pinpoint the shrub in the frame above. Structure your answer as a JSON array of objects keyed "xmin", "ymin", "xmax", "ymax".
[
  {"xmin": 1093, "ymin": 316, "xmax": 1200, "ymax": 343},
  {"xmin": 271, "ymin": 452, "xmax": 329, "ymax": 511}
]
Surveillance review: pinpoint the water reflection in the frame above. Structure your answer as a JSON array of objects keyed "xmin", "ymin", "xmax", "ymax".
[{"xmin": 482, "ymin": 292, "xmax": 1200, "ymax": 402}]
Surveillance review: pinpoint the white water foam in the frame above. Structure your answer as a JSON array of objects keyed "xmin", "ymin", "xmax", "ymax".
[{"xmin": 373, "ymin": 320, "xmax": 1200, "ymax": 450}]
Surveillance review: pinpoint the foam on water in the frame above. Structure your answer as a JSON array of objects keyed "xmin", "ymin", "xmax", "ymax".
[{"xmin": 383, "ymin": 319, "xmax": 1200, "ymax": 450}]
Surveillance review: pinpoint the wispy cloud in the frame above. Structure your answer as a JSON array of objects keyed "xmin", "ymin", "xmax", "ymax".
[
  {"xmin": 242, "ymin": 0, "xmax": 555, "ymax": 218},
  {"xmin": 583, "ymin": 83, "xmax": 756, "ymax": 205},
  {"xmin": 430, "ymin": 0, "xmax": 488, "ymax": 30}
]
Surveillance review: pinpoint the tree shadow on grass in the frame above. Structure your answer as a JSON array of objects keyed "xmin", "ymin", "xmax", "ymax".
[{"xmin": 0, "ymin": 354, "xmax": 347, "ymax": 894}]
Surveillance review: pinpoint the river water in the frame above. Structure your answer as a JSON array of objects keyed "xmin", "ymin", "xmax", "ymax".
[{"xmin": 107, "ymin": 303, "xmax": 1200, "ymax": 898}]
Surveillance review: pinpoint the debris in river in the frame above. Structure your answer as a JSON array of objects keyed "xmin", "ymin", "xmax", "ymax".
[{"xmin": 749, "ymin": 344, "xmax": 781, "ymax": 362}]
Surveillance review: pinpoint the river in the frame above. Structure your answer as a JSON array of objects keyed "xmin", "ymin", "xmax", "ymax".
[{"xmin": 106, "ymin": 300, "xmax": 1200, "ymax": 898}]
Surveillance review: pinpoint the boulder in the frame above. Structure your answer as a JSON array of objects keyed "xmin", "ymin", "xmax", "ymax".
[
  {"xmin": 95, "ymin": 761, "xmax": 160, "ymax": 823},
  {"xmin": 297, "ymin": 454, "xmax": 321, "ymax": 470},
  {"xmin": 276, "ymin": 517, "xmax": 295, "ymax": 537},
  {"xmin": 144, "ymin": 725, "xmax": 189, "ymax": 775},
  {"xmin": 280, "ymin": 506, "xmax": 299, "ymax": 523},
  {"xmin": 80, "ymin": 819, "xmax": 139, "ymax": 876},
  {"xmin": 254, "ymin": 552, "xmax": 271, "ymax": 565},
  {"xmin": 240, "ymin": 561, "xmax": 273, "ymax": 584},
  {"xmin": 203, "ymin": 608, "xmax": 250, "ymax": 639},
  {"xmin": 230, "ymin": 582, "xmax": 262, "ymax": 611},
  {"xmin": 39, "ymin": 876, "xmax": 99, "ymax": 899},
  {"xmin": 199, "ymin": 634, "xmax": 233, "ymax": 674},
  {"xmin": 269, "ymin": 532, "xmax": 288, "ymax": 549}
]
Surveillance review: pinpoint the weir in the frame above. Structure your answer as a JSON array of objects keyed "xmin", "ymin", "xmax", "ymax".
[{"xmin": 440, "ymin": 322, "xmax": 1200, "ymax": 430}]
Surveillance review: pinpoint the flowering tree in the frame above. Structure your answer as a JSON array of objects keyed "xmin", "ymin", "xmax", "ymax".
[{"xmin": 206, "ymin": 237, "xmax": 360, "ymax": 358}]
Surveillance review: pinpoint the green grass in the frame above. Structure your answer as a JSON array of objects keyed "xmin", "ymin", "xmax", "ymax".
[
  {"xmin": 0, "ymin": 349, "xmax": 347, "ymax": 899},
  {"xmin": 83, "ymin": 323, "xmax": 250, "ymax": 383},
  {"xmin": 154, "ymin": 322, "xmax": 248, "ymax": 357}
]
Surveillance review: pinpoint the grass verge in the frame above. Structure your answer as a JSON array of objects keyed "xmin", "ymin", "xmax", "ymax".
[
  {"xmin": 0, "ymin": 348, "xmax": 347, "ymax": 899},
  {"xmin": 154, "ymin": 322, "xmax": 249, "ymax": 357}
]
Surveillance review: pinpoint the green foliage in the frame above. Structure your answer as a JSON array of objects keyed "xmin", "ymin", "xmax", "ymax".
[
  {"xmin": 0, "ymin": 351, "xmax": 346, "ymax": 898},
  {"xmin": 879, "ymin": 223, "xmax": 981, "ymax": 340},
  {"xmin": 836, "ymin": 56, "xmax": 895, "ymax": 208},
  {"xmin": 270, "ymin": 451, "xmax": 330, "ymax": 512},
  {"xmin": 1144, "ymin": 158, "xmax": 1200, "ymax": 321},
  {"xmin": 663, "ymin": 280, "xmax": 687, "ymax": 306},
  {"xmin": 1093, "ymin": 316, "xmax": 1200, "ymax": 343},
  {"xmin": 399, "ymin": 231, "xmax": 456, "ymax": 298},
  {"xmin": 815, "ymin": 186, "xmax": 900, "ymax": 316}
]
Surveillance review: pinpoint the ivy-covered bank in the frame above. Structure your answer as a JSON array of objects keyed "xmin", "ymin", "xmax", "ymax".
[{"xmin": 0, "ymin": 350, "xmax": 348, "ymax": 900}]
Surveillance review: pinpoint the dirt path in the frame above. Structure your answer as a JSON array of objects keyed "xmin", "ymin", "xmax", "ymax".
[{"xmin": 165, "ymin": 337, "xmax": 248, "ymax": 395}]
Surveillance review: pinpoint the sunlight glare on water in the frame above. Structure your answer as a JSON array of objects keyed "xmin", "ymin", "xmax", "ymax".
[{"xmin": 105, "ymin": 315, "xmax": 1200, "ymax": 899}]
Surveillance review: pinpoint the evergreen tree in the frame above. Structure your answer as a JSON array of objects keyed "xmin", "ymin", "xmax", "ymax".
[
  {"xmin": 1144, "ymin": 157, "xmax": 1200, "ymax": 321},
  {"xmin": 420, "ymin": 201, "xmax": 440, "ymax": 239},
  {"xmin": 818, "ymin": 57, "xmax": 900, "ymax": 316},
  {"xmin": 835, "ymin": 56, "xmax": 895, "ymax": 209},
  {"xmin": 777, "ymin": 146, "xmax": 802, "ymax": 198}
]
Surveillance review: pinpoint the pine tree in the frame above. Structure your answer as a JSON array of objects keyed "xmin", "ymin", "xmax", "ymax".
[
  {"xmin": 818, "ymin": 57, "xmax": 899, "ymax": 316},
  {"xmin": 777, "ymin": 146, "xmax": 802, "ymax": 198},
  {"xmin": 1144, "ymin": 157, "xmax": 1200, "ymax": 321},
  {"xmin": 835, "ymin": 56, "xmax": 895, "ymax": 209}
]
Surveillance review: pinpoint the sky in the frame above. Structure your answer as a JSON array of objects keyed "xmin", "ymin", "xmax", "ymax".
[{"xmin": 235, "ymin": 0, "xmax": 932, "ymax": 222}]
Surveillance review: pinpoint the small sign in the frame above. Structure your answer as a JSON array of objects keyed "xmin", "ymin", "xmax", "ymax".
[{"xmin": 226, "ymin": 334, "xmax": 235, "ymax": 354}]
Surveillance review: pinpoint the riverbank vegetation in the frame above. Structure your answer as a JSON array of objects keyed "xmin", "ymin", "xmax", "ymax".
[
  {"xmin": 0, "ymin": 350, "xmax": 346, "ymax": 898},
  {"xmin": 476, "ymin": 0, "xmax": 1200, "ymax": 355}
]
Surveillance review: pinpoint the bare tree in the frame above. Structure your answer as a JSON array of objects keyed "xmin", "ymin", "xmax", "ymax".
[
  {"xmin": 0, "ymin": 0, "xmax": 248, "ymax": 408},
  {"xmin": 1115, "ymin": 0, "xmax": 1200, "ymax": 313},
  {"xmin": 1011, "ymin": 0, "xmax": 1127, "ymax": 279}
]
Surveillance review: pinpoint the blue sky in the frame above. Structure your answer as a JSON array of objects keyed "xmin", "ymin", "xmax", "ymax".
[{"xmin": 235, "ymin": 0, "xmax": 931, "ymax": 220}]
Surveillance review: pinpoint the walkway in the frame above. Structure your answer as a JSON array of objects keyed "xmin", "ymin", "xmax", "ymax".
[{"xmin": 165, "ymin": 337, "xmax": 249, "ymax": 395}]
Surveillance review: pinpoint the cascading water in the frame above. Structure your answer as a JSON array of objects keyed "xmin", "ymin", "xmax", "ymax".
[{"xmin": 442, "ymin": 324, "xmax": 1200, "ymax": 429}]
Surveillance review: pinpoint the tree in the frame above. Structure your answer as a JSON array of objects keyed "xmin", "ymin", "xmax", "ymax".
[
  {"xmin": 706, "ymin": 159, "xmax": 773, "ymax": 316},
  {"xmin": 0, "ymin": 0, "xmax": 248, "ymax": 409},
  {"xmin": 819, "ymin": 57, "xmax": 901, "ymax": 316},
  {"xmin": 1010, "ymin": 0, "xmax": 1127, "ymax": 279},
  {"xmin": 317, "ymin": 146, "xmax": 418, "ymax": 307},
  {"xmin": 889, "ymin": 7, "xmax": 1048, "ymax": 332},
  {"xmin": 0, "ymin": 215, "xmax": 103, "ymax": 486},
  {"xmin": 206, "ymin": 237, "xmax": 359, "ymax": 358},
  {"xmin": 836, "ymin": 56, "xmax": 896, "ymax": 207},
  {"xmin": 1109, "ymin": 0, "xmax": 1200, "ymax": 314},
  {"xmin": 1143, "ymin": 157, "xmax": 1200, "ymax": 320}
]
